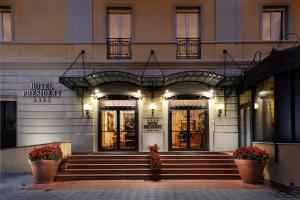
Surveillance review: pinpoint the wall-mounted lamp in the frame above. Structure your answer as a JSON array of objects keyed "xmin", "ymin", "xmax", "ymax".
[
  {"xmin": 216, "ymin": 103, "xmax": 225, "ymax": 117},
  {"xmin": 137, "ymin": 90, "xmax": 143, "ymax": 99},
  {"xmin": 83, "ymin": 103, "xmax": 92, "ymax": 119},
  {"xmin": 149, "ymin": 103, "xmax": 157, "ymax": 117},
  {"xmin": 254, "ymin": 103, "xmax": 259, "ymax": 110}
]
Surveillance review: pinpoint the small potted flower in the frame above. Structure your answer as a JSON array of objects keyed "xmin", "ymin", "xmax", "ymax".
[
  {"xmin": 28, "ymin": 145, "xmax": 63, "ymax": 184},
  {"xmin": 233, "ymin": 146, "xmax": 269, "ymax": 184},
  {"xmin": 148, "ymin": 144, "xmax": 162, "ymax": 181}
]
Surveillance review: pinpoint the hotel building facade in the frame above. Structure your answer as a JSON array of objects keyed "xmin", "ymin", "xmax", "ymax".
[{"xmin": 1, "ymin": 0, "xmax": 300, "ymax": 160}]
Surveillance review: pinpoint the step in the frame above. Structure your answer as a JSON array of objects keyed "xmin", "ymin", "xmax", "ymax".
[
  {"xmin": 160, "ymin": 155, "xmax": 233, "ymax": 159},
  {"xmin": 160, "ymin": 174, "xmax": 241, "ymax": 180},
  {"xmin": 68, "ymin": 155, "xmax": 149, "ymax": 159},
  {"xmin": 67, "ymin": 163, "xmax": 150, "ymax": 169},
  {"xmin": 61, "ymin": 169, "xmax": 151, "ymax": 174},
  {"xmin": 67, "ymin": 159, "xmax": 149, "ymax": 164},
  {"xmin": 55, "ymin": 173, "xmax": 151, "ymax": 181},
  {"xmin": 160, "ymin": 159, "xmax": 234, "ymax": 164},
  {"xmin": 161, "ymin": 168, "xmax": 239, "ymax": 174},
  {"xmin": 162, "ymin": 163, "xmax": 237, "ymax": 168},
  {"xmin": 68, "ymin": 154, "xmax": 232, "ymax": 160}
]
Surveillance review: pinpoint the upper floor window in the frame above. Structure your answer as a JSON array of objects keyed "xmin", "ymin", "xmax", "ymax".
[
  {"xmin": 0, "ymin": 6, "xmax": 12, "ymax": 41},
  {"xmin": 176, "ymin": 8, "xmax": 201, "ymax": 59},
  {"xmin": 107, "ymin": 7, "xmax": 132, "ymax": 59},
  {"xmin": 262, "ymin": 6, "xmax": 288, "ymax": 41}
]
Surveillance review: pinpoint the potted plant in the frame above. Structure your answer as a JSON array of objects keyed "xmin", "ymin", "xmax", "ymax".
[
  {"xmin": 177, "ymin": 129, "xmax": 192, "ymax": 142},
  {"xmin": 148, "ymin": 144, "xmax": 162, "ymax": 181},
  {"xmin": 28, "ymin": 145, "xmax": 63, "ymax": 184},
  {"xmin": 233, "ymin": 146, "xmax": 269, "ymax": 184}
]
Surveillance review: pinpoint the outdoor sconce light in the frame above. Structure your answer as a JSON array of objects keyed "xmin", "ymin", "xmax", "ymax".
[
  {"xmin": 137, "ymin": 90, "xmax": 143, "ymax": 99},
  {"xmin": 149, "ymin": 103, "xmax": 157, "ymax": 117},
  {"xmin": 84, "ymin": 104, "xmax": 92, "ymax": 119},
  {"xmin": 93, "ymin": 89, "xmax": 102, "ymax": 99},
  {"xmin": 216, "ymin": 103, "xmax": 225, "ymax": 117},
  {"xmin": 254, "ymin": 103, "xmax": 259, "ymax": 110}
]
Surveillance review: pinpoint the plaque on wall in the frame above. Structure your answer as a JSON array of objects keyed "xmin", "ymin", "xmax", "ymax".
[{"xmin": 143, "ymin": 118, "xmax": 162, "ymax": 133}]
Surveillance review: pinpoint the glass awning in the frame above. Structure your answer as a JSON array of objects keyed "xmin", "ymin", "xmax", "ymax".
[{"xmin": 59, "ymin": 70, "xmax": 241, "ymax": 90}]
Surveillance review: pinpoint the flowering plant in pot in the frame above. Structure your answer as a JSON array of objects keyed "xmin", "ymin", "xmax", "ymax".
[
  {"xmin": 28, "ymin": 145, "xmax": 63, "ymax": 184},
  {"xmin": 148, "ymin": 144, "xmax": 162, "ymax": 181},
  {"xmin": 233, "ymin": 146, "xmax": 269, "ymax": 184}
]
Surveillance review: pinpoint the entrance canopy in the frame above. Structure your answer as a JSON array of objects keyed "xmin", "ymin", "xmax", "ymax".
[{"xmin": 59, "ymin": 70, "xmax": 241, "ymax": 90}]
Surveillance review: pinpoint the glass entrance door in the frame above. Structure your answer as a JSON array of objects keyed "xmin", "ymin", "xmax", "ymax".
[
  {"xmin": 170, "ymin": 109, "xmax": 208, "ymax": 150},
  {"xmin": 100, "ymin": 109, "xmax": 137, "ymax": 151},
  {"xmin": 239, "ymin": 106, "xmax": 251, "ymax": 146}
]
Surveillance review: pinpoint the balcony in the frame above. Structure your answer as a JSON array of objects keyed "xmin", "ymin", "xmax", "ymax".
[
  {"xmin": 176, "ymin": 38, "xmax": 201, "ymax": 59},
  {"xmin": 107, "ymin": 38, "xmax": 131, "ymax": 59}
]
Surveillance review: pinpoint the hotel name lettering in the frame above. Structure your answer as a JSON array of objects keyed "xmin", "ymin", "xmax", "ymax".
[
  {"xmin": 24, "ymin": 82, "xmax": 62, "ymax": 102},
  {"xmin": 144, "ymin": 118, "xmax": 162, "ymax": 132}
]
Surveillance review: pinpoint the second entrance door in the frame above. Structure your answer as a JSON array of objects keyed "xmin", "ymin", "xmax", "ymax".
[
  {"xmin": 169, "ymin": 108, "xmax": 208, "ymax": 150},
  {"xmin": 100, "ymin": 109, "xmax": 137, "ymax": 151}
]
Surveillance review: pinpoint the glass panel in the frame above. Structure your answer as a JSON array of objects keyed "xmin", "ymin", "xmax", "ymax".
[
  {"xmin": 101, "ymin": 111, "xmax": 117, "ymax": 150},
  {"xmin": 171, "ymin": 110, "xmax": 187, "ymax": 149},
  {"xmin": 263, "ymin": 12, "xmax": 271, "ymax": 40},
  {"xmin": 3, "ymin": 12, "xmax": 11, "ymax": 41},
  {"xmin": 239, "ymin": 90, "xmax": 251, "ymax": 105},
  {"xmin": 122, "ymin": 14, "xmax": 131, "ymax": 38},
  {"xmin": 187, "ymin": 13, "xmax": 198, "ymax": 38},
  {"xmin": 240, "ymin": 109, "xmax": 245, "ymax": 146},
  {"xmin": 99, "ymin": 100, "xmax": 136, "ymax": 107},
  {"xmin": 271, "ymin": 12, "xmax": 282, "ymax": 40},
  {"xmin": 255, "ymin": 77, "xmax": 275, "ymax": 141},
  {"xmin": 245, "ymin": 107, "xmax": 251, "ymax": 146},
  {"xmin": 0, "ymin": 14, "xmax": 3, "ymax": 41},
  {"xmin": 176, "ymin": 13, "xmax": 185, "ymax": 38},
  {"xmin": 190, "ymin": 110, "xmax": 207, "ymax": 149},
  {"xmin": 109, "ymin": 14, "xmax": 120, "ymax": 38},
  {"xmin": 169, "ymin": 99, "xmax": 208, "ymax": 107},
  {"xmin": 120, "ymin": 110, "xmax": 136, "ymax": 150}
]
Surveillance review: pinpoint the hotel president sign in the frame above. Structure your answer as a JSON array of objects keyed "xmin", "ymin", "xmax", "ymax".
[
  {"xmin": 24, "ymin": 82, "xmax": 62, "ymax": 102},
  {"xmin": 143, "ymin": 118, "xmax": 162, "ymax": 133}
]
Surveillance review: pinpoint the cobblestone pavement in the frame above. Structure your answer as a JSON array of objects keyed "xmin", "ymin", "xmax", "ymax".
[{"xmin": 1, "ymin": 173, "xmax": 300, "ymax": 200}]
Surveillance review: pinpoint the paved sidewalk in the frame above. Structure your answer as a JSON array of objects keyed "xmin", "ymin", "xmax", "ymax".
[{"xmin": 1, "ymin": 173, "xmax": 300, "ymax": 200}]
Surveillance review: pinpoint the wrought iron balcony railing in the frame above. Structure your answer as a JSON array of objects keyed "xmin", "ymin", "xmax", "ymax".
[
  {"xmin": 176, "ymin": 38, "xmax": 201, "ymax": 59},
  {"xmin": 107, "ymin": 38, "xmax": 132, "ymax": 59}
]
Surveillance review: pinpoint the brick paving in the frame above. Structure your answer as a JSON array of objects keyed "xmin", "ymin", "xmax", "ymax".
[{"xmin": 1, "ymin": 173, "xmax": 300, "ymax": 200}]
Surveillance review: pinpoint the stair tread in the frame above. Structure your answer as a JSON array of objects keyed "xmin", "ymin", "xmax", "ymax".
[{"xmin": 56, "ymin": 174, "xmax": 150, "ymax": 177}]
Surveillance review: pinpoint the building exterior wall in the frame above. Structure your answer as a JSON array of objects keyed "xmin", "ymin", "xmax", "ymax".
[{"xmin": 0, "ymin": 0, "xmax": 299, "ymax": 153}]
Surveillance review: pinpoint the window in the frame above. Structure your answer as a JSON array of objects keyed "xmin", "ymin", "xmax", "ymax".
[
  {"xmin": 0, "ymin": 101, "xmax": 17, "ymax": 149},
  {"xmin": 254, "ymin": 77, "xmax": 275, "ymax": 141},
  {"xmin": 262, "ymin": 6, "xmax": 288, "ymax": 41},
  {"xmin": 176, "ymin": 8, "xmax": 201, "ymax": 59},
  {"xmin": 0, "ymin": 6, "xmax": 12, "ymax": 41},
  {"xmin": 107, "ymin": 8, "xmax": 132, "ymax": 59}
]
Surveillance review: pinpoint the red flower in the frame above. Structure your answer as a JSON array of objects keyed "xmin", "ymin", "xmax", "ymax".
[
  {"xmin": 28, "ymin": 145, "xmax": 63, "ymax": 161},
  {"xmin": 233, "ymin": 146, "xmax": 269, "ymax": 161}
]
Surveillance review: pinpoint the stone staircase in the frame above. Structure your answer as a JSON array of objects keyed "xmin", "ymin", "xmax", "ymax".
[{"xmin": 55, "ymin": 152, "xmax": 240, "ymax": 181}]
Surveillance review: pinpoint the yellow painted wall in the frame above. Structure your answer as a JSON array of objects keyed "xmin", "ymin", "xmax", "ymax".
[
  {"xmin": 1, "ymin": 0, "xmax": 66, "ymax": 41},
  {"xmin": 1, "ymin": 0, "xmax": 300, "ymax": 42},
  {"xmin": 93, "ymin": 0, "xmax": 215, "ymax": 42},
  {"xmin": 243, "ymin": 0, "xmax": 300, "ymax": 41}
]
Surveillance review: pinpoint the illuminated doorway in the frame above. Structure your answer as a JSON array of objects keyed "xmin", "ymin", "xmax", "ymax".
[
  {"xmin": 98, "ymin": 98, "xmax": 138, "ymax": 151},
  {"xmin": 168, "ymin": 99, "xmax": 209, "ymax": 151}
]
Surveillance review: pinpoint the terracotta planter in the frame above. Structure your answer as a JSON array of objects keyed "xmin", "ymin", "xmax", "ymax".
[
  {"xmin": 234, "ymin": 159, "xmax": 266, "ymax": 184},
  {"xmin": 28, "ymin": 159, "xmax": 60, "ymax": 184},
  {"xmin": 151, "ymin": 173, "xmax": 160, "ymax": 181}
]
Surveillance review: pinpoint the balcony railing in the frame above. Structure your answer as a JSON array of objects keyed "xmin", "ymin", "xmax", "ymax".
[
  {"xmin": 107, "ymin": 38, "xmax": 132, "ymax": 59},
  {"xmin": 176, "ymin": 38, "xmax": 201, "ymax": 59}
]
